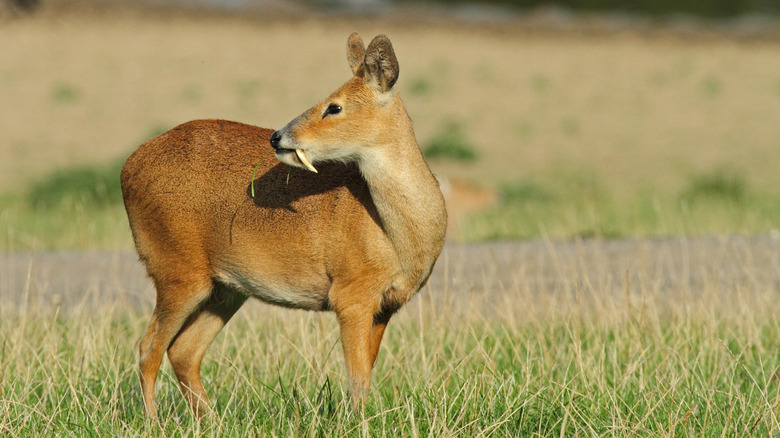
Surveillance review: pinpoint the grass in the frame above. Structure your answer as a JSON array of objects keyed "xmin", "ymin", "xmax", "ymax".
[
  {"xmin": 681, "ymin": 168, "xmax": 746, "ymax": 204},
  {"xmin": 5, "ymin": 13, "xmax": 780, "ymax": 195},
  {"xmin": 2, "ymin": 10, "xmax": 780, "ymax": 437},
  {"xmin": 422, "ymin": 121, "xmax": 479, "ymax": 163},
  {"xmin": 26, "ymin": 158, "xmax": 125, "ymax": 210},
  {"xmin": 0, "ymin": 158, "xmax": 131, "ymax": 250},
  {"xmin": 3, "ymin": 163, "xmax": 780, "ymax": 249},
  {"xmin": 4, "ymin": 12, "xmax": 780, "ymax": 241},
  {"xmin": 50, "ymin": 82, "xmax": 80, "ymax": 104},
  {"xmin": 407, "ymin": 75, "xmax": 433, "ymax": 96},
  {"xmin": 462, "ymin": 170, "xmax": 780, "ymax": 241},
  {"xmin": 3, "ymin": 238, "xmax": 780, "ymax": 436},
  {"xmin": 0, "ymin": 195, "xmax": 131, "ymax": 250}
]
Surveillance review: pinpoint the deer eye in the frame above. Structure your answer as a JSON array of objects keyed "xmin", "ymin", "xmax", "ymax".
[{"xmin": 323, "ymin": 104, "xmax": 343, "ymax": 118}]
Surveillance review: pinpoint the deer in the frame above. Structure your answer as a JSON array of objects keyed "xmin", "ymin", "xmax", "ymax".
[{"xmin": 120, "ymin": 33, "xmax": 447, "ymax": 418}]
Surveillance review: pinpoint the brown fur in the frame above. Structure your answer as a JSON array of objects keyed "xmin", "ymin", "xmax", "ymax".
[{"xmin": 121, "ymin": 33, "xmax": 447, "ymax": 418}]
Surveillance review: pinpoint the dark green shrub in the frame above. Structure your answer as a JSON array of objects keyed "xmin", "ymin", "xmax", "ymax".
[
  {"xmin": 422, "ymin": 122, "xmax": 479, "ymax": 162},
  {"xmin": 28, "ymin": 159, "xmax": 125, "ymax": 209},
  {"xmin": 500, "ymin": 180, "xmax": 554, "ymax": 204},
  {"xmin": 681, "ymin": 169, "xmax": 747, "ymax": 203},
  {"xmin": 51, "ymin": 82, "xmax": 80, "ymax": 104},
  {"xmin": 408, "ymin": 76, "xmax": 433, "ymax": 96}
]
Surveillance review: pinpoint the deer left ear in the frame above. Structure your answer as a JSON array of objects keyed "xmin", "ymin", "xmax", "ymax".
[
  {"xmin": 347, "ymin": 32, "xmax": 366, "ymax": 76},
  {"xmin": 363, "ymin": 35, "xmax": 399, "ymax": 93}
]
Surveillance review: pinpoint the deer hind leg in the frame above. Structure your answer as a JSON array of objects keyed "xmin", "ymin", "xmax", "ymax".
[
  {"xmin": 138, "ymin": 278, "xmax": 212, "ymax": 419},
  {"xmin": 166, "ymin": 285, "xmax": 247, "ymax": 419}
]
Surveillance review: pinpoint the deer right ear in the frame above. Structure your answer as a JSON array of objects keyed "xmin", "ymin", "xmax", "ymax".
[
  {"xmin": 363, "ymin": 35, "xmax": 399, "ymax": 94},
  {"xmin": 347, "ymin": 32, "xmax": 366, "ymax": 76}
]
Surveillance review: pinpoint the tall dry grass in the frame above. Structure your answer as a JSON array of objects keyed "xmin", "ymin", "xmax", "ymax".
[{"xmin": 2, "ymin": 237, "xmax": 779, "ymax": 436}]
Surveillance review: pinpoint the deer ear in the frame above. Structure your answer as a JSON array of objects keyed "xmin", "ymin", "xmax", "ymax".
[
  {"xmin": 363, "ymin": 35, "xmax": 399, "ymax": 93},
  {"xmin": 346, "ymin": 32, "xmax": 366, "ymax": 76}
]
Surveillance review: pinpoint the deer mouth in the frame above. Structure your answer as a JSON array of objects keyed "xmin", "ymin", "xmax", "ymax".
[
  {"xmin": 294, "ymin": 149, "xmax": 318, "ymax": 173},
  {"xmin": 276, "ymin": 148, "xmax": 318, "ymax": 173}
]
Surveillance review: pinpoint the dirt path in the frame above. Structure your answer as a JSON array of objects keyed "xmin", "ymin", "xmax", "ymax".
[{"xmin": 2, "ymin": 236, "xmax": 779, "ymax": 314}]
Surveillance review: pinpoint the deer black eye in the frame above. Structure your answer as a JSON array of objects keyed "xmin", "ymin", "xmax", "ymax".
[{"xmin": 323, "ymin": 104, "xmax": 342, "ymax": 118}]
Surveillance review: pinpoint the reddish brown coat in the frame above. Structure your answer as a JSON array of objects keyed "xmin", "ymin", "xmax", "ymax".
[{"xmin": 122, "ymin": 33, "xmax": 447, "ymax": 418}]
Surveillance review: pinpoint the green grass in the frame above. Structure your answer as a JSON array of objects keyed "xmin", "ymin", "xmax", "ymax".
[
  {"xmin": 462, "ymin": 170, "xmax": 780, "ymax": 241},
  {"xmin": 0, "ymin": 194, "xmax": 131, "ymax": 250},
  {"xmin": 407, "ymin": 75, "xmax": 433, "ymax": 96},
  {"xmin": 422, "ymin": 122, "xmax": 479, "ymax": 163},
  {"xmin": 700, "ymin": 75, "xmax": 722, "ymax": 98},
  {"xmin": 2, "ymin": 162, "xmax": 779, "ymax": 435},
  {"xmin": 0, "ymin": 158, "xmax": 131, "ymax": 250},
  {"xmin": 26, "ymin": 158, "xmax": 125, "ymax": 210},
  {"xmin": 681, "ymin": 168, "xmax": 746, "ymax": 204},
  {"xmin": 3, "ymin": 262, "xmax": 780, "ymax": 436},
  {"xmin": 530, "ymin": 73, "xmax": 551, "ymax": 93},
  {"xmin": 50, "ymin": 82, "xmax": 80, "ymax": 104},
  {"xmin": 4, "ymin": 162, "xmax": 780, "ymax": 249}
]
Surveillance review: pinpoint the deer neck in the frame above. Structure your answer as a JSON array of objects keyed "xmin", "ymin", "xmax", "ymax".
[{"xmin": 357, "ymin": 108, "xmax": 447, "ymax": 289}]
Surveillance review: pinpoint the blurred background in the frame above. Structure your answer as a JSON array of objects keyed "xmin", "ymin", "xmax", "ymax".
[{"xmin": 2, "ymin": 0, "xmax": 780, "ymax": 249}]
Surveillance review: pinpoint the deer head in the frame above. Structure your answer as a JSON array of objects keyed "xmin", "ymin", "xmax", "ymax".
[{"xmin": 269, "ymin": 33, "xmax": 403, "ymax": 174}]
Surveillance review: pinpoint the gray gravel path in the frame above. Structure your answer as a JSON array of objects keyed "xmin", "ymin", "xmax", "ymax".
[{"xmin": 2, "ymin": 236, "xmax": 779, "ymax": 314}]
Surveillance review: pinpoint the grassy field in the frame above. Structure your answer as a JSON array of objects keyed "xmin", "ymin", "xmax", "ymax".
[
  {"xmin": 3, "ymin": 4, "xmax": 780, "ymax": 437},
  {"xmin": 3, "ymin": 238, "xmax": 780, "ymax": 436},
  {"xmin": 2, "ymin": 6, "xmax": 780, "ymax": 248}
]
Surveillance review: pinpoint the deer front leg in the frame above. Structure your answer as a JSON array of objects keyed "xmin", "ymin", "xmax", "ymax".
[
  {"xmin": 335, "ymin": 304, "xmax": 376, "ymax": 410},
  {"xmin": 369, "ymin": 312, "xmax": 393, "ymax": 369}
]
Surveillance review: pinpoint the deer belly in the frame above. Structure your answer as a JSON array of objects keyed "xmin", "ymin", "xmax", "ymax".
[{"xmin": 214, "ymin": 269, "xmax": 330, "ymax": 311}]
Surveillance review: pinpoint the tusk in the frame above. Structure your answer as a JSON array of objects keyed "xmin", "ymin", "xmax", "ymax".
[{"xmin": 295, "ymin": 149, "xmax": 318, "ymax": 173}]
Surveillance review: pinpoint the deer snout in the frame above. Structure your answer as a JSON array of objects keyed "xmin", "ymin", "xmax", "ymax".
[{"xmin": 270, "ymin": 130, "xmax": 282, "ymax": 149}]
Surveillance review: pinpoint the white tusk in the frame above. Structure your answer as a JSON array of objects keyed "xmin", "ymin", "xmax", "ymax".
[{"xmin": 295, "ymin": 149, "xmax": 318, "ymax": 173}]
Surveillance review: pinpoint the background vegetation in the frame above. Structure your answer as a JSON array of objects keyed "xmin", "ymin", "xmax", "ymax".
[
  {"xmin": 409, "ymin": 0, "xmax": 780, "ymax": 18},
  {"xmin": 2, "ymin": 7, "xmax": 780, "ymax": 249}
]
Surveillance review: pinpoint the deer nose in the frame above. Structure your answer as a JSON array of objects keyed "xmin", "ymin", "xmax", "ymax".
[{"xmin": 270, "ymin": 130, "xmax": 282, "ymax": 149}]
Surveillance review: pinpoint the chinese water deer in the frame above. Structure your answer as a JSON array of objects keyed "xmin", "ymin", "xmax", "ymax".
[{"xmin": 121, "ymin": 33, "xmax": 447, "ymax": 418}]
